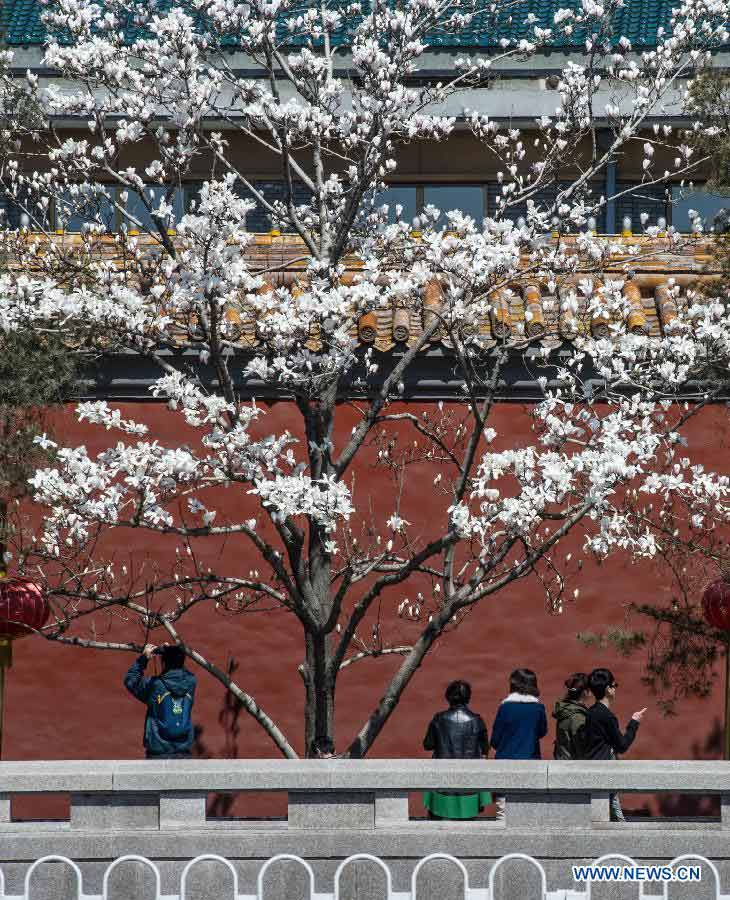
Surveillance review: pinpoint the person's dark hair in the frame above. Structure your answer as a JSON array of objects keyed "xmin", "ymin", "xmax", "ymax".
[
  {"xmin": 509, "ymin": 667, "xmax": 540, "ymax": 697},
  {"xmin": 588, "ymin": 668, "xmax": 615, "ymax": 701},
  {"xmin": 564, "ymin": 672, "xmax": 589, "ymax": 701},
  {"xmin": 445, "ymin": 680, "xmax": 471, "ymax": 706},
  {"xmin": 310, "ymin": 735, "xmax": 335, "ymax": 757},
  {"xmin": 159, "ymin": 645, "xmax": 186, "ymax": 670}
]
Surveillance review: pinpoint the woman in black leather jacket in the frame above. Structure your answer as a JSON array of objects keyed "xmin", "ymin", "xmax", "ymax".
[{"xmin": 422, "ymin": 680, "xmax": 490, "ymax": 819}]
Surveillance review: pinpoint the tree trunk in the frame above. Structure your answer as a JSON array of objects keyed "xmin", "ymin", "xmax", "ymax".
[{"xmin": 303, "ymin": 630, "xmax": 335, "ymax": 756}]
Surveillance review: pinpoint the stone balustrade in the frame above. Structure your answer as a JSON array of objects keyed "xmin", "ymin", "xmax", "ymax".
[{"xmin": 0, "ymin": 758, "xmax": 728, "ymax": 899}]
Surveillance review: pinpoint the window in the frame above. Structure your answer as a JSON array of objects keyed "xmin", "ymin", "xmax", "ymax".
[
  {"xmin": 183, "ymin": 183, "xmax": 201, "ymax": 213},
  {"xmin": 238, "ymin": 180, "xmax": 314, "ymax": 232},
  {"xmin": 125, "ymin": 185, "xmax": 185, "ymax": 232},
  {"xmin": 423, "ymin": 184, "xmax": 485, "ymax": 226},
  {"xmin": 57, "ymin": 185, "xmax": 116, "ymax": 232},
  {"xmin": 486, "ymin": 181, "xmax": 606, "ymax": 232},
  {"xmin": 615, "ymin": 182, "xmax": 667, "ymax": 233},
  {"xmin": 0, "ymin": 192, "xmax": 21, "ymax": 228},
  {"xmin": 0, "ymin": 187, "xmax": 50, "ymax": 230},
  {"xmin": 671, "ymin": 185, "xmax": 730, "ymax": 232},
  {"xmin": 176, "ymin": 179, "xmax": 315, "ymax": 232},
  {"xmin": 488, "ymin": 181, "xmax": 535, "ymax": 224},
  {"xmin": 376, "ymin": 185, "xmax": 419, "ymax": 225}
]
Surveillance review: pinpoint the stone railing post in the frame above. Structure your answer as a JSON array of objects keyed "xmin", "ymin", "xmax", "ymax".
[
  {"xmin": 70, "ymin": 792, "xmax": 159, "ymax": 830},
  {"xmin": 590, "ymin": 791, "xmax": 611, "ymax": 823},
  {"xmin": 287, "ymin": 791, "xmax": 375, "ymax": 829},
  {"xmin": 503, "ymin": 791, "xmax": 592, "ymax": 828},
  {"xmin": 374, "ymin": 790, "xmax": 410, "ymax": 826},
  {"xmin": 721, "ymin": 793, "xmax": 730, "ymax": 829},
  {"xmin": 159, "ymin": 791, "xmax": 208, "ymax": 829}
]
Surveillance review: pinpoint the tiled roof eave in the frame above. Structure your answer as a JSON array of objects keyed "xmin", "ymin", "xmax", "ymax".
[{"xmin": 6, "ymin": 229, "xmax": 724, "ymax": 354}]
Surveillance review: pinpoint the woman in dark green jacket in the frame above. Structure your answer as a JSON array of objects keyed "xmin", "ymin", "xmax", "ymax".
[{"xmin": 552, "ymin": 673, "xmax": 592, "ymax": 760}]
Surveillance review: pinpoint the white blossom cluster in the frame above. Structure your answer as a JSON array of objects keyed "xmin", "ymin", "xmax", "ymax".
[
  {"xmin": 251, "ymin": 472, "xmax": 354, "ymax": 530},
  {"xmin": 28, "ymin": 368, "xmax": 359, "ymax": 553},
  {"xmin": 465, "ymin": 391, "xmax": 730, "ymax": 559}
]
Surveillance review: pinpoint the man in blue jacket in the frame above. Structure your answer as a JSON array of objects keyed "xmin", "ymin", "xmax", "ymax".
[{"xmin": 124, "ymin": 643, "xmax": 197, "ymax": 759}]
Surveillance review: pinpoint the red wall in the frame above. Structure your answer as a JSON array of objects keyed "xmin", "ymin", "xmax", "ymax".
[{"xmin": 4, "ymin": 401, "xmax": 730, "ymax": 815}]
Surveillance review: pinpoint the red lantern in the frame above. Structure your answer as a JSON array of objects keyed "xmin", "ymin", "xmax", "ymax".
[
  {"xmin": 0, "ymin": 576, "xmax": 48, "ymax": 664},
  {"xmin": 703, "ymin": 577, "xmax": 730, "ymax": 632}
]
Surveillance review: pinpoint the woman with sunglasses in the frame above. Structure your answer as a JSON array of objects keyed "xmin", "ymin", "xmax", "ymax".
[{"xmin": 583, "ymin": 668, "xmax": 647, "ymax": 822}]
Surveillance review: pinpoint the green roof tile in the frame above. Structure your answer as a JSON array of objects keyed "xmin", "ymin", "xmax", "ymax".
[{"xmin": 0, "ymin": 0, "xmax": 707, "ymax": 50}]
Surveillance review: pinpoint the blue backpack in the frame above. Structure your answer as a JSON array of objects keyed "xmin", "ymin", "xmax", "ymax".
[{"xmin": 153, "ymin": 686, "xmax": 193, "ymax": 741}]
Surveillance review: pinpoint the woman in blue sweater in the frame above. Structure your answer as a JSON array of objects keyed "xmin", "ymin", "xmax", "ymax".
[
  {"xmin": 490, "ymin": 668, "xmax": 548, "ymax": 821},
  {"xmin": 490, "ymin": 668, "xmax": 548, "ymax": 759}
]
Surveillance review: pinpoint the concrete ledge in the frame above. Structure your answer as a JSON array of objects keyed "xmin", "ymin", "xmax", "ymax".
[
  {"xmin": 1, "ymin": 759, "xmax": 729, "ymax": 794},
  {"xmin": 0, "ymin": 760, "xmax": 116, "ymax": 792},
  {"xmin": 547, "ymin": 760, "xmax": 730, "ymax": 792},
  {"xmin": 330, "ymin": 759, "xmax": 549, "ymax": 791},
  {"xmin": 0, "ymin": 825, "xmax": 727, "ymax": 860},
  {"xmin": 98, "ymin": 759, "xmax": 549, "ymax": 793},
  {"xmin": 111, "ymin": 759, "xmax": 326, "ymax": 792}
]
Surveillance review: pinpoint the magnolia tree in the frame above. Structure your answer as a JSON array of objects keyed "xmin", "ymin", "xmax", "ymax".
[{"xmin": 1, "ymin": 0, "xmax": 730, "ymax": 756}]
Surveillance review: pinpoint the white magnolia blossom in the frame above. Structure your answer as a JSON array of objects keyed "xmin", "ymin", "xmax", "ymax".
[
  {"xmin": 251, "ymin": 472, "xmax": 354, "ymax": 530},
  {"xmin": 1, "ymin": 0, "xmax": 730, "ymax": 757},
  {"xmin": 77, "ymin": 401, "xmax": 149, "ymax": 435}
]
